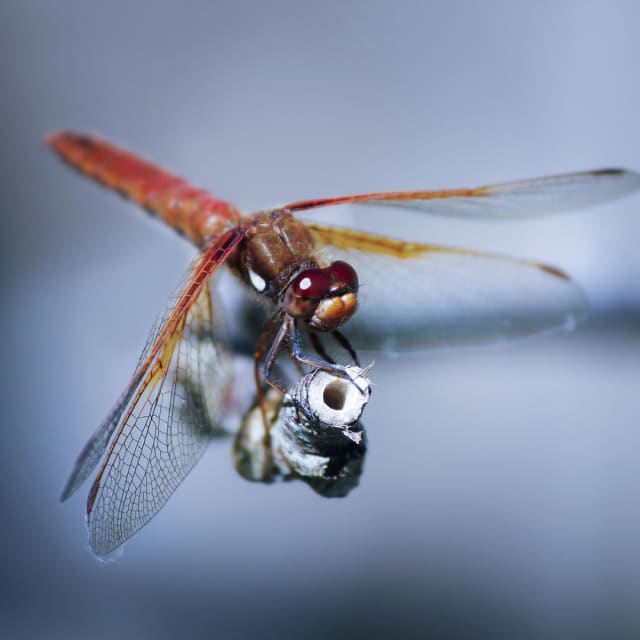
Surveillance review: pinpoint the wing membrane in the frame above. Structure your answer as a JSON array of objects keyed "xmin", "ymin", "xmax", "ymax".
[
  {"xmin": 61, "ymin": 228, "xmax": 242, "ymax": 555},
  {"xmin": 87, "ymin": 284, "xmax": 232, "ymax": 556},
  {"xmin": 309, "ymin": 223, "xmax": 588, "ymax": 352},
  {"xmin": 285, "ymin": 169, "xmax": 640, "ymax": 219}
]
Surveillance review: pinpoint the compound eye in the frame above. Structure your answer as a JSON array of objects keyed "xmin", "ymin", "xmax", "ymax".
[
  {"xmin": 292, "ymin": 268, "xmax": 331, "ymax": 299},
  {"xmin": 331, "ymin": 261, "xmax": 358, "ymax": 289}
]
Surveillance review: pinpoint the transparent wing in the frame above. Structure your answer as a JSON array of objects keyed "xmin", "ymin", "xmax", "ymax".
[
  {"xmin": 309, "ymin": 223, "xmax": 588, "ymax": 353},
  {"xmin": 87, "ymin": 284, "xmax": 232, "ymax": 556},
  {"xmin": 284, "ymin": 169, "xmax": 640, "ymax": 219},
  {"xmin": 60, "ymin": 228, "xmax": 242, "ymax": 555}
]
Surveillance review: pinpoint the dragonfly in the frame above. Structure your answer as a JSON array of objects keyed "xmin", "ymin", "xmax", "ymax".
[{"xmin": 48, "ymin": 131, "xmax": 640, "ymax": 555}]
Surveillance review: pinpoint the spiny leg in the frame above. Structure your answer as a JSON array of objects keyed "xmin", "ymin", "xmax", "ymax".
[
  {"xmin": 257, "ymin": 320, "xmax": 290, "ymax": 396},
  {"xmin": 287, "ymin": 319, "xmax": 364, "ymax": 385},
  {"xmin": 309, "ymin": 332, "xmax": 337, "ymax": 365},
  {"xmin": 253, "ymin": 313, "xmax": 288, "ymax": 448},
  {"xmin": 308, "ymin": 328, "xmax": 360, "ymax": 369},
  {"xmin": 331, "ymin": 329, "xmax": 360, "ymax": 366},
  {"xmin": 256, "ymin": 315, "xmax": 368, "ymax": 429}
]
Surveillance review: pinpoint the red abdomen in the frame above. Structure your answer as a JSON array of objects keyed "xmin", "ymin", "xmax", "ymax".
[{"xmin": 47, "ymin": 132, "xmax": 241, "ymax": 246}]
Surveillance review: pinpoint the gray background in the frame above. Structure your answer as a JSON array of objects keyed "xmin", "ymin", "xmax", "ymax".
[{"xmin": 2, "ymin": 1, "xmax": 639, "ymax": 638}]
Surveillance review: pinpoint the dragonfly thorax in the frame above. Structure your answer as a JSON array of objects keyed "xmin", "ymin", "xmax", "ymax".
[{"xmin": 283, "ymin": 261, "xmax": 359, "ymax": 332}]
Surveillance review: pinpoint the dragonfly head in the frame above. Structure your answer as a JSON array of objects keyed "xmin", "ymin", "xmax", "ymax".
[{"xmin": 283, "ymin": 261, "xmax": 359, "ymax": 331}]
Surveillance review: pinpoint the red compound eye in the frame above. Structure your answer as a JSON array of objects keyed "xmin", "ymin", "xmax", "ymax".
[
  {"xmin": 292, "ymin": 268, "xmax": 331, "ymax": 299},
  {"xmin": 330, "ymin": 261, "xmax": 358, "ymax": 289}
]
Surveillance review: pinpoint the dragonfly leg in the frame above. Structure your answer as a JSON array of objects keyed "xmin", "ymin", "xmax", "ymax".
[
  {"xmin": 308, "ymin": 327, "xmax": 360, "ymax": 368},
  {"xmin": 253, "ymin": 313, "xmax": 288, "ymax": 445},
  {"xmin": 287, "ymin": 319, "xmax": 354, "ymax": 378},
  {"xmin": 257, "ymin": 320, "xmax": 289, "ymax": 396},
  {"xmin": 255, "ymin": 314, "xmax": 367, "ymax": 428},
  {"xmin": 331, "ymin": 329, "xmax": 360, "ymax": 367},
  {"xmin": 309, "ymin": 332, "xmax": 336, "ymax": 365}
]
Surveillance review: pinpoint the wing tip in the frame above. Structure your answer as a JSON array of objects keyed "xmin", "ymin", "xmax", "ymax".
[
  {"xmin": 591, "ymin": 167, "xmax": 640, "ymax": 194},
  {"xmin": 60, "ymin": 470, "xmax": 81, "ymax": 502},
  {"xmin": 591, "ymin": 167, "xmax": 637, "ymax": 177},
  {"xmin": 536, "ymin": 262, "xmax": 571, "ymax": 281}
]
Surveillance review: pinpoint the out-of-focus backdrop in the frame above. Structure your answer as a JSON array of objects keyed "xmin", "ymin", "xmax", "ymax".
[{"xmin": 2, "ymin": 1, "xmax": 639, "ymax": 638}]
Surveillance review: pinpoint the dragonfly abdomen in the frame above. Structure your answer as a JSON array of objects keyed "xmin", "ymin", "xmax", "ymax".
[{"xmin": 47, "ymin": 132, "xmax": 241, "ymax": 246}]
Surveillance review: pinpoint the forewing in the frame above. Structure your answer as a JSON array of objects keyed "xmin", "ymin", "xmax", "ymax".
[
  {"xmin": 87, "ymin": 285, "xmax": 232, "ymax": 555},
  {"xmin": 285, "ymin": 169, "xmax": 640, "ymax": 219},
  {"xmin": 309, "ymin": 223, "xmax": 588, "ymax": 353},
  {"xmin": 60, "ymin": 228, "xmax": 242, "ymax": 555}
]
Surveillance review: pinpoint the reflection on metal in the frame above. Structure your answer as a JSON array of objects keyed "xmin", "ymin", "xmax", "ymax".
[{"xmin": 234, "ymin": 366, "xmax": 371, "ymax": 497}]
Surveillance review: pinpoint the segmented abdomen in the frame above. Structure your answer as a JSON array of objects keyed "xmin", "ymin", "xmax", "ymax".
[{"xmin": 47, "ymin": 132, "xmax": 241, "ymax": 246}]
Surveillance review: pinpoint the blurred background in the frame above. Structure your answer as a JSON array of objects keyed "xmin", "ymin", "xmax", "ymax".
[{"xmin": 2, "ymin": 1, "xmax": 639, "ymax": 638}]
